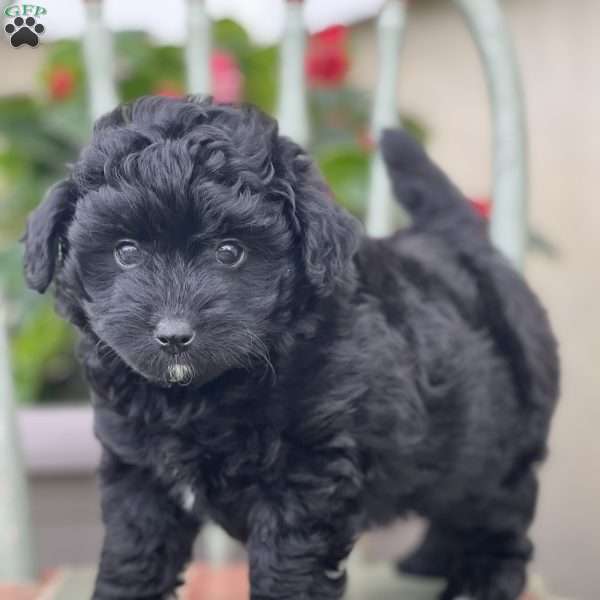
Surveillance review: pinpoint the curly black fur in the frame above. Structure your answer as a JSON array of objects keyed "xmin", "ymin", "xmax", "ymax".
[{"xmin": 22, "ymin": 96, "xmax": 559, "ymax": 600}]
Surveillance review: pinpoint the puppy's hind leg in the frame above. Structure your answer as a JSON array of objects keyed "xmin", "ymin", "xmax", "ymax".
[
  {"xmin": 397, "ymin": 524, "xmax": 458, "ymax": 578},
  {"xmin": 438, "ymin": 470, "xmax": 539, "ymax": 600}
]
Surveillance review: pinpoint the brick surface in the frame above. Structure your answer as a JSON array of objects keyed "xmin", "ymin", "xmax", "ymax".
[{"xmin": 0, "ymin": 564, "xmax": 547, "ymax": 599}]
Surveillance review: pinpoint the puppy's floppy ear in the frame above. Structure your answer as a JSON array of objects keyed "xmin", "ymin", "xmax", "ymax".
[
  {"xmin": 22, "ymin": 178, "xmax": 79, "ymax": 293},
  {"xmin": 281, "ymin": 140, "xmax": 362, "ymax": 297}
]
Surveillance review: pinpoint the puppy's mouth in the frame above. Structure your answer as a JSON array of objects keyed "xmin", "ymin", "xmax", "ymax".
[
  {"xmin": 163, "ymin": 358, "xmax": 226, "ymax": 388},
  {"xmin": 166, "ymin": 362, "xmax": 194, "ymax": 386}
]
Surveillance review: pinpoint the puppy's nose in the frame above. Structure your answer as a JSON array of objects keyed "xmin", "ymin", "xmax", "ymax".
[{"xmin": 154, "ymin": 318, "xmax": 195, "ymax": 353}]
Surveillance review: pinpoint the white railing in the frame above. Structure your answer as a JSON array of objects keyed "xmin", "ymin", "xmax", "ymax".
[
  {"xmin": 0, "ymin": 301, "xmax": 35, "ymax": 581},
  {"xmin": 82, "ymin": 0, "xmax": 118, "ymax": 121},
  {"xmin": 454, "ymin": 0, "xmax": 528, "ymax": 269},
  {"xmin": 365, "ymin": 0, "xmax": 408, "ymax": 237},
  {"xmin": 0, "ymin": 0, "xmax": 527, "ymax": 581},
  {"xmin": 185, "ymin": 0, "xmax": 212, "ymax": 95},
  {"xmin": 277, "ymin": 0, "xmax": 310, "ymax": 146}
]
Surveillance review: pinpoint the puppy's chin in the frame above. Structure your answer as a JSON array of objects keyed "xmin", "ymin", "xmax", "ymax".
[
  {"xmin": 147, "ymin": 357, "xmax": 228, "ymax": 388},
  {"xmin": 166, "ymin": 363, "xmax": 194, "ymax": 386},
  {"xmin": 162, "ymin": 361, "xmax": 228, "ymax": 388}
]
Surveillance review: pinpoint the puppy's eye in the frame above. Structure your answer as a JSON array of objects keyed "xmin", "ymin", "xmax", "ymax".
[
  {"xmin": 114, "ymin": 240, "xmax": 142, "ymax": 268},
  {"xmin": 215, "ymin": 240, "xmax": 246, "ymax": 267}
]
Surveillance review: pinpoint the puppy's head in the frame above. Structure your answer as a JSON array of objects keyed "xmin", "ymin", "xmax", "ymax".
[{"xmin": 23, "ymin": 96, "xmax": 360, "ymax": 387}]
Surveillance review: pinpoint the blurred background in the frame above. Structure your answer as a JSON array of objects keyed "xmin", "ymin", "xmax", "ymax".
[{"xmin": 0, "ymin": 0, "xmax": 598, "ymax": 599}]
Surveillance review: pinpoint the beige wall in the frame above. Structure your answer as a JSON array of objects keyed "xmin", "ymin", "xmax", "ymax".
[{"xmin": 351, "ymin": 1, "xmax": 600, "ymax": 598}]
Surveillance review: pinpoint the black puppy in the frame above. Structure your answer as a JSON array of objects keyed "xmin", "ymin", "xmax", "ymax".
[{"xmin": 23, "ymin": 96, "xmax": 559, "ymax": 600}]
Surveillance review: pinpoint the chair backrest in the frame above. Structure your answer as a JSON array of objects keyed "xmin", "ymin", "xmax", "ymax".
[{"xmin": 82, "ymin": 0, "xmax": 528, "ymax": 267}]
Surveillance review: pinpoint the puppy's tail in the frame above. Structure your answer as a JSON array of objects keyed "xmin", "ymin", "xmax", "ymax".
[
  {"xmin": 381, "ymin": 128, "xmax": 486, "ymax": 248},
  {"xmin": 382, "ymin": 128, "xmax": 559, "ymax": 423}
]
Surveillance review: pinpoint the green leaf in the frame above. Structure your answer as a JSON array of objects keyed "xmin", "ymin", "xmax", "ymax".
[
  {"xmin": 10, "ymin": 300, "xmax": 76, "ymax": 404},
  {"xmin": 316, "ymin": 145, "xmax": 370, "ymax": 217},
  {"xmin": 213, "ymin": 19, "xmax": 277, "ymax": 113},
  {"xmin": 242, "ymin": 46, "xmax": 277, "ymax": 113}
]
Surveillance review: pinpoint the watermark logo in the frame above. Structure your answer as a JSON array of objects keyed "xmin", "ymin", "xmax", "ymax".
[{"xmin": 4, "ymin": 4, "xmax": 46, "ymax": 48}]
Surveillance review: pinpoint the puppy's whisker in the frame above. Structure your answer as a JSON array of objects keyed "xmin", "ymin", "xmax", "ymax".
[{"xmin": 239, "ymin": 328, "xmax": 276, "ymax": 382}]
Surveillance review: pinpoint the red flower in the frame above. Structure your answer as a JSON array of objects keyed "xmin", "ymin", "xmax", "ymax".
[
  {"xmin": 48, "ymin": 67, "xmax": 75, "ymax": 101},
  {"xmin": 211, "ymin": 50, "xmax": 243, "ymax": 104},
  {"xmin": 306, "ymin": 25, "xmax": 349, "ymax": 88},
  {"xmin": 306, "ymin": 46, "xmax": 349, "ymax": 88},
  {"xmin": 314, "ymin": 24, "xmax": 348, "ymax": 46},
  {"xmin": 154, "ymin": 81, "xmax": 183, "ymax": 98},
  {"xmin": 470, "ymin": 196, "xmax": 492, "ymax": 220}
]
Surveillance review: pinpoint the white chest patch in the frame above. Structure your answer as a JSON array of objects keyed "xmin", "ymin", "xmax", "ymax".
[{"xmin": 179, "ymin": 485, "xmax": 196, "ymax": 512}]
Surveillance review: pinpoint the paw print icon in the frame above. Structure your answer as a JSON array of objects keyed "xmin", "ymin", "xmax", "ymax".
[{"xmin": 5, "ymin": 16, "xmax": 45, "ymax": 48}]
